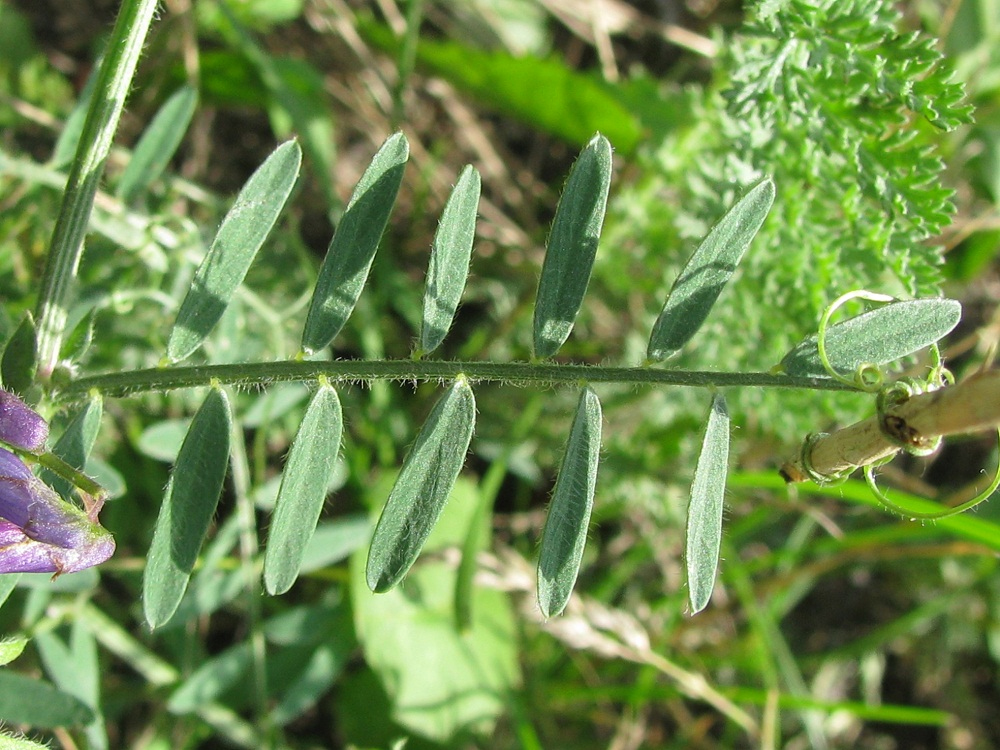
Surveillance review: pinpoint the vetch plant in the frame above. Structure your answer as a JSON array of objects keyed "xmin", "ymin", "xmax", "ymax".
[{"xmin": 1, "ymin": 0, "xmax": 994, "ymax": 746}]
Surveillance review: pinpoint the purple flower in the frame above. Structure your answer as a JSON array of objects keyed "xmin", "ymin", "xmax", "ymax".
[
  {"xmin": 0, "ymin": 389, "xmax": 49, "ymax": 452},
  {"xmin": 0, "ymin": 448, "xmax": 115, "ymax": 576}
]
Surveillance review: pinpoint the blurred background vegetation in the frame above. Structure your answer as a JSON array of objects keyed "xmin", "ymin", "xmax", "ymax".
[{"xmin": 1, "ymin": 0, "xmax": 1000, "ymax": 748}]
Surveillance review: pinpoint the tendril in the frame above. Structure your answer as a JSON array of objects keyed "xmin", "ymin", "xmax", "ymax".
[
  {"xmin": 864, "ymin": 428, "xmax": 1000, "ymax": 520},
  {"xmin": 817, "ymin": 290, "xmax": 895, "ymax": 391}
]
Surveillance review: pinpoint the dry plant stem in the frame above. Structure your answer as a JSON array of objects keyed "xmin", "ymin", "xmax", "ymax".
[{"xmin": 784, "ymin": 369, "xmax": 1000, "ymax": 482}]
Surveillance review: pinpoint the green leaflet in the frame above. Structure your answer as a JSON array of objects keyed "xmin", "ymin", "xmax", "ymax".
[
  {"xmin": 143, "ymin": 388, "xmax": 232, "ymax": 628},
  {"xmin": 264, "ymin": 385, "xmax": 344, "ymax": 595},
  {"xmin": 686, "ymin": 393, "xmax": 730, "ymax": 614},
  {"xmin": 419, "ymin": 165, "xmax": 481, "ymax": 355},
  {"xmin": 536, "ymin": 386, "xmax": 602, "ymax": 618},
  {"xmin": 167, "ymin": 140, "xmax": 302, "ymax": 362},
  {"xmin": 533, "ymin": 134, "xmax": 612, "ymax": 359},
  {"xmin": 117, "ymin": 85, "xmax": 198, "ymax": 205},
  {"xmin": 44, "ymin": 395, "xmax": 102, "ymax": 501},
  {"xmin": 778, "ymin": 298, "xmax": 962, "ymax": 379},
  {"xmin": 301, "ymin": 132, "xmax": 409, "ymax": 354},
  {"xmin": 0, "ymin": 671, "xmax": 94, "ymax": 728},
  {"xmin": 0, "ymin": 636, "xmax": 27, "ymax": 667},
  {"xmin": 0, "ymin": 312, "xmax": 37, "ymax": 397},
  {"xmin": 366, "ymin": 377, "xmax": 476, "ymax": 593},
  {"xmin": 647, "ymin": 177, "xmax": 775, "ymax": 362}
]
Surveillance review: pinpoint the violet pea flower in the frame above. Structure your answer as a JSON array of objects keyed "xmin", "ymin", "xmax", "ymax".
[
  {"xmin": 0, "ymin": 388, "xmax": 114, "ymax": 576},
  {"xmin": 0, "ymin": 448, "xmax": 115, "ymax": 575}
]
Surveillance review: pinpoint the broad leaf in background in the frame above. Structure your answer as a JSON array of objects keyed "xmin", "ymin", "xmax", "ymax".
[
  {"xmin": 359, "ymin": 19, "xmax": 642, "ymax": 153},
  {"xmin": 143, "ymin": 388, "xmax": 232, "ymax": 628},
  {"xmin": 419, "ymin": 165, "xmax": 480, "ymax": 355},
  {"xmin": 777, "ymin": 298, "xmax": 962, "ymax": 379},
  {"xmin": 353, "ymin": 477, "xmax": 519, "ymax": 743},
  {"xmin": 537, "ymin": 386, "xmax": 602, "ymax": 618},
  {"xmin": 686, "ymin": 393, "xmax": 730, "ymax": 614},
  {"xmin": 117, "ymin": 85, "xmax": 198, "ymax": 205},
  {"xmin": 647, "ymin": 176, "xmax": 775, "ymax": 362},
  {"xmin": 167, "ymin": 140, "xmax": 302, "ymax": 362},
  {"xmin": 366, "ymin": 377, "xmax": 475, "ymax": 592},
  {"xmin": 301, "ymin": 132, "xmax": 409, "ymax": 353},
  {"xmin": 533, "ymin": 135, "xmax": 612, "ymax": 359},
  {"xmin": 264, "ymin": 384, "xmax": 344, "ymax": 594}
]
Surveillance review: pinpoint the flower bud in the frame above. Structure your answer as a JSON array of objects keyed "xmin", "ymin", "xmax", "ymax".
[{"xmin": 0, "ymin": 388, "xmax": 49, "ymax": 452}]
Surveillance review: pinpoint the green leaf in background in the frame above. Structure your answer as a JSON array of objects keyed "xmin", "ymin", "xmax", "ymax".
[
  {"xmin": 366, "ymin": 376, "xmax": 476, "ymax": 592},
  {"xmin": 167, "ymin": 139, "xmax": 302, "ymax": 362},
  {"xmin": 533, "ymin": 134, "xmax": 612, "ymax": 359},
  {"xmin": 117, "ymin": 85, "xmax": 198, "ymax": 205},
  {"xmin": 143, "ymin": 388, "xmax": 232, "ymax": 628},
  {"xmin": 359, "ymin": 19, "xmax": 642, "ymax": 153},
  {"xmin": 352, "ymin": 477, "xmax": 519, "ymax": 743},
  {"xmin": 0, "ymin": 636, "xmax": 28, "ymax": 666},
  {"xmin": 44, "ymin": 395, "xmax": 102, "ymax": 501},
  {"xmin": 35, "ymin": 618, "xmax": 106, "ymax": 750},
  {"xmin": 301, "ymin": 132, "xmax": 409, "ymax": 354},
  {"xmin": 216, "ymin": 5, "xmax": 338, "ymax": 209},
  {"xmin": 264, "ymin": 384, "xmax": 344, "ymax": 595},
  {"xmin": 0, "ymin": 671, "xmax": 94, "ymax": 728},
  {"xmin": 167, "ymin": 641, "xmax": 253, "ymax": 713},
  {"xmin": 686, "ymin": 393, "xmax": 730, "ymax": 614},
  {"xmin": 647, "ymin": 176, "xmax": 775, "ymax": 362},
  {"xmin": 537, "ymin": 386, "xmax": 602, "ymax": 618},
  {"xmin": 777, "ymin": 298, "xmax": 963, "ymax": 379},
  {"xmin": 0, "ymin": 312, "xmax": 37, "ymax": 397},
  {"xmin": 419, "ymin": 165, "xmax": 480, "ymax": 355}
]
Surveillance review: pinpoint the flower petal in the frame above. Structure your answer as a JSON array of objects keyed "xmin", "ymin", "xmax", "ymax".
[
  {"xmin": 0, "ymin": 519, "xmax": 115, "ymax": 575},
  {"xmin": 0, "ymin": 389, "xmax": 49, "ymax": 452}
]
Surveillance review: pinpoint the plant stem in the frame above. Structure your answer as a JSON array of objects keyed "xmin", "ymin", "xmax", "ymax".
[
  {"xmin": 34, "ymin": 0, "xmax": 159, "ymax": 380},
  {"xmin": 56, "ymin": 359, "xmax": 859, "ymax": 402}
]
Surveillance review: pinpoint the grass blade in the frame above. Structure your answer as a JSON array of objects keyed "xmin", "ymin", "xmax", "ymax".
[
  {"xmin": 366, "ymin": 376, "xmax": 476, "ymax": 592},
  {"xmin": 533, "ymin": 134, "xmax": 612, "ymax": 358},
  {"xmin": 647, "ymin": 177, "xmax": 775, "ymax": 362},
  {"xmin": 117, "ymin": 85, "xmax": 198, "ymax": 205},
  {"xmin": 537, "ymin": 386, "xmax": 602, "ymax": 618},
  {"xmin": 418, "ymin": 165, "xmax": 481, "ymax": 355},
  {"xmin": 777, "ymin": 298, "xmax": 962, "ymax": 378},
  {"xmin": 686, "ymin": 393, "xmax": 730, "ymax": 614},
  {"xmin": 143, "ymin": 388, "xmax": 232, "ymax": 628},
  {"xmin": 167, "ymin": 140, "xmax": 302, "ymax": 362},
  {"xmin": 301, "ymin": 132, "xmax": 409, "ymax": 354},
  {"xmin": 264, "ymin": 384, "xmax": 344, "ymax": 595}
]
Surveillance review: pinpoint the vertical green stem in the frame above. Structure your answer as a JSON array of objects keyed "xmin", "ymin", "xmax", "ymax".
[{"xmin": 34, "ymin": 0, "xmax": 159, "ymax": 379}]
